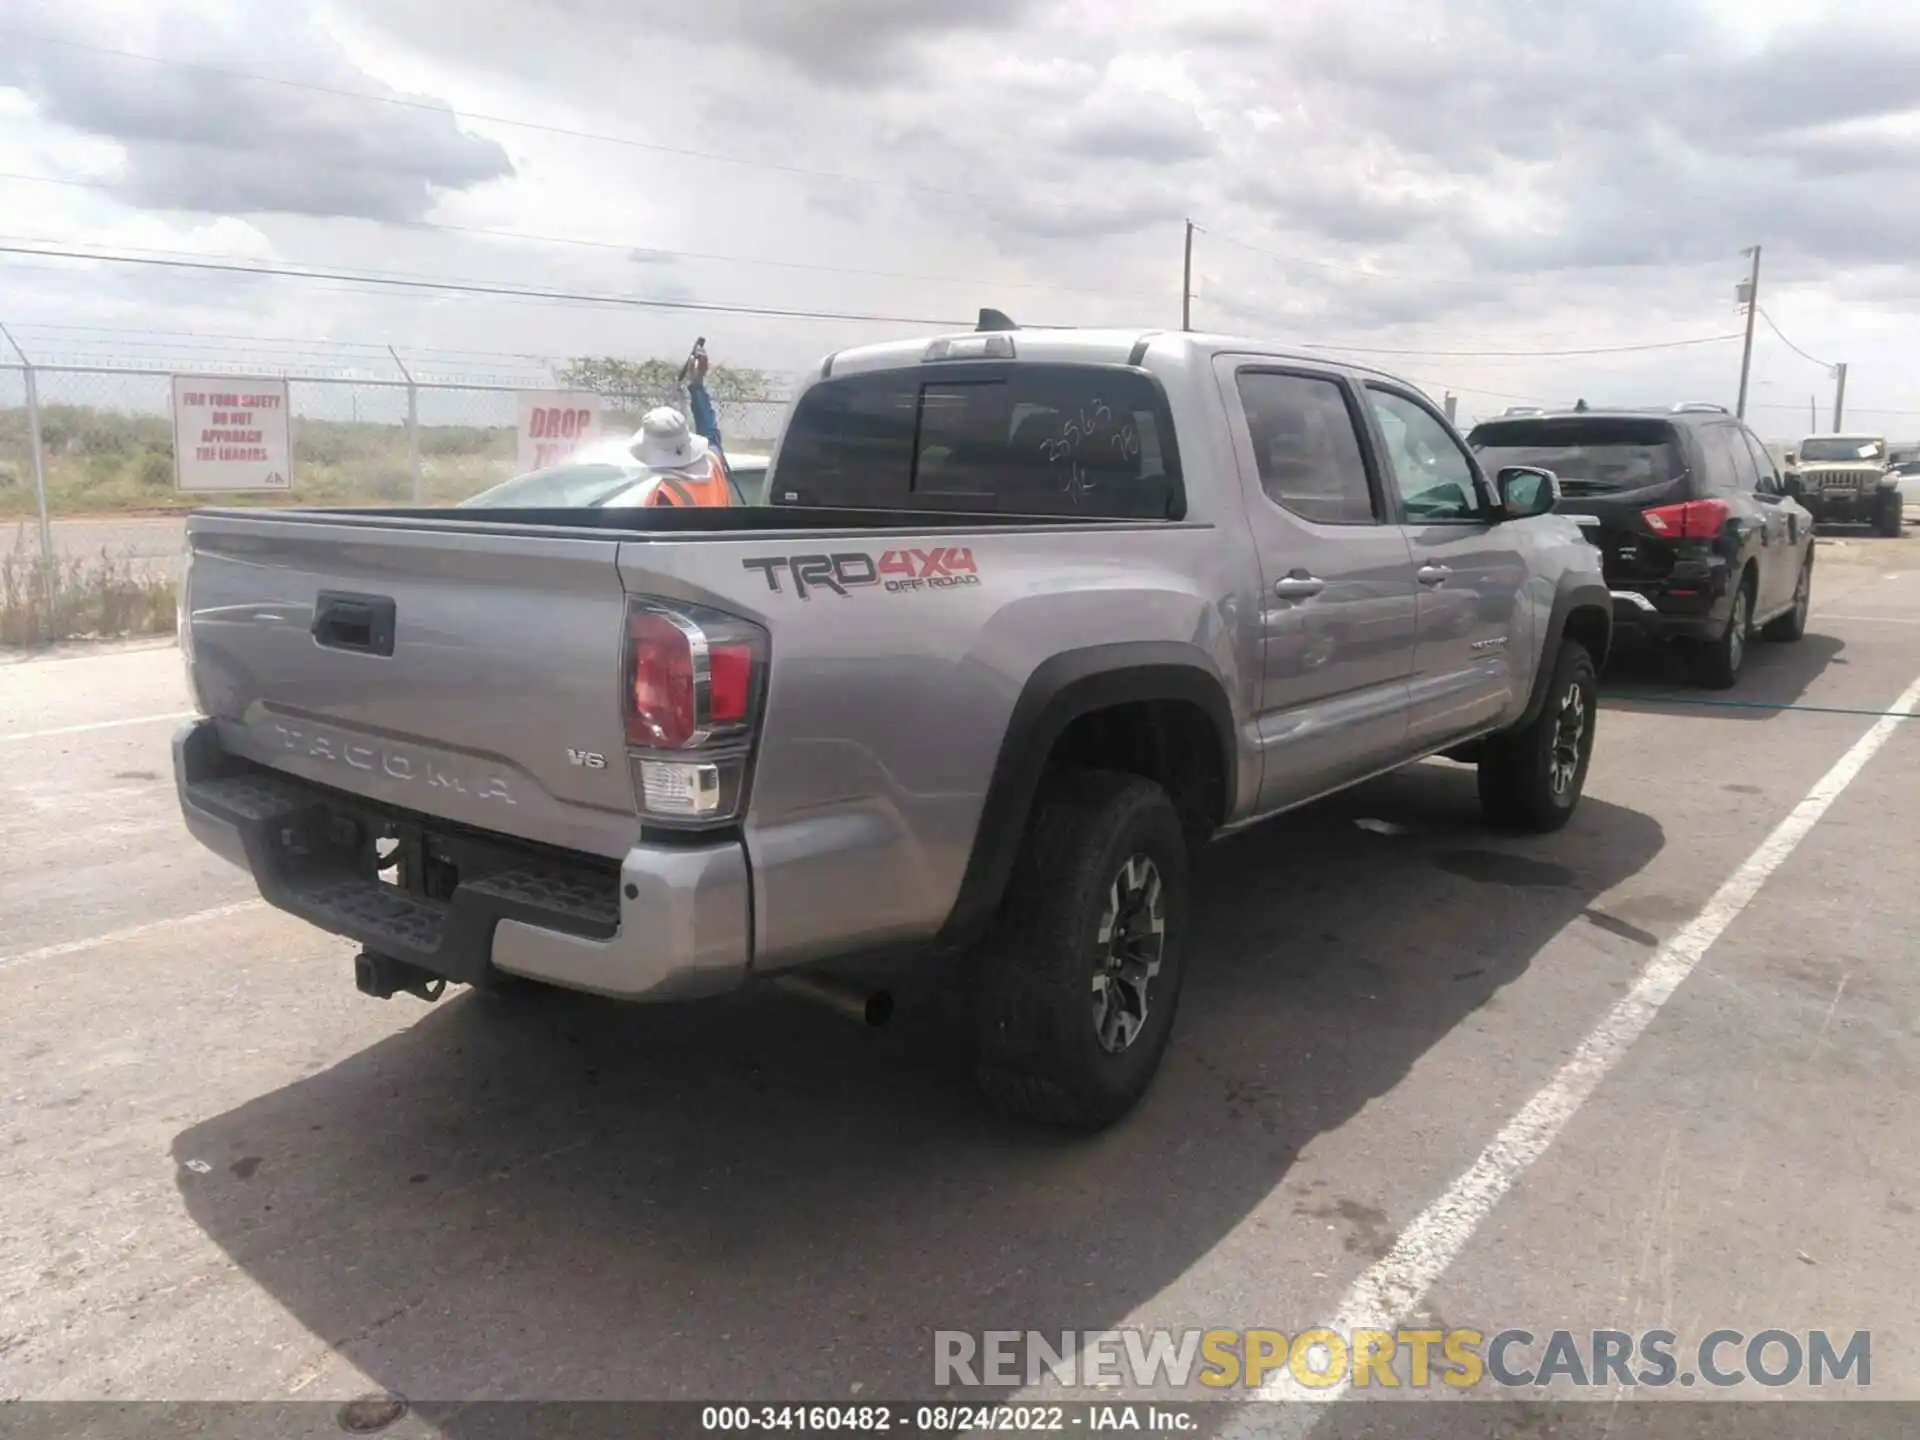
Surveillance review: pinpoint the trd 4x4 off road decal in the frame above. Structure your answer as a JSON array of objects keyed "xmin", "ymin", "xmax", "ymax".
[{"xmin": 742, "ymin": 547, "xmax": 980, "ymax": 600}]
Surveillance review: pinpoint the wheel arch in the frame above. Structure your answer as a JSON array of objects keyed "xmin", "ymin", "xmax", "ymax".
[
  {"xmin": 936, "ymin": 643, "xmax": 1236, "ymax": 952},
  {"xmin": 1517, "ymin": 577, "xmax": 1613, "ymax": 730}
]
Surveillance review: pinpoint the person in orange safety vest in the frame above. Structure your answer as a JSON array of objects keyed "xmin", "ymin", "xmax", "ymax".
[{"xmin": 629, "ymin": 405, "xmax": 734, "ymax": 507}]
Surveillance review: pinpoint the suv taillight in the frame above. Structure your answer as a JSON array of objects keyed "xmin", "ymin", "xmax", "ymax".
[
  {"xmin": 624, "ymin": 599, "xmax": 768, "ymax": 826},
  {"xmin": 1642, "ymin": 498, "xmax": 1730, "ymax": 540}
]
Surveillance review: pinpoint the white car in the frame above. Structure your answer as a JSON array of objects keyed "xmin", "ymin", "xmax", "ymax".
[{"xmin": 461, "ymin": 437, "xmax": 771, "ymax": 508}]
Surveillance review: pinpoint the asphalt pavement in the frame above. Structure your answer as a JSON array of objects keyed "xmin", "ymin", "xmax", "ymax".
[{"xmin": 3, "ymin": 535, "xmax": 1919, "ymax": 1429}]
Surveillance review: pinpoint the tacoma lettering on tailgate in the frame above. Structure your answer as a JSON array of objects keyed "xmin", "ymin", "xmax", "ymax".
[{"xmin": 270, "ymin": 723, "xmax": 516, "ymax": 804}]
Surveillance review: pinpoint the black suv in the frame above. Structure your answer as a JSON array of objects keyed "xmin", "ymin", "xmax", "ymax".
[{"xmin": 1467, "ymin": 405, "xmax": 1815, "ymax": 688}]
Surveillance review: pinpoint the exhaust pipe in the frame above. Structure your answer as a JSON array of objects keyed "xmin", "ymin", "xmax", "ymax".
[
  {"xmin": 354, "ymin": 950, "xmax": 447, "ymax": 1003},
  {"xmin": 772, "ymin": 971, "xmax": 894, "ymax": 1027}
]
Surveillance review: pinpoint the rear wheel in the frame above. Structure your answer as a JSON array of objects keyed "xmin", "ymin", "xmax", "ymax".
[
  {"xmin": 1876, "ymin": 490, "xmax": 1903, "ymax": 537},
  {"xmin": 1692, "ymin": 570, "xmax": 1754, "ymax": 690},
  {"xmin": 971, "ymin": 771, "xmax": 1189, "ymax": 1131},
  {"xmin": 1763, "ymin": 553, "xmax": 1812, "ymax": 642},
  {"xmin": 1478, "ymin": 640, "xmax": 1597, "ymax": 833}
]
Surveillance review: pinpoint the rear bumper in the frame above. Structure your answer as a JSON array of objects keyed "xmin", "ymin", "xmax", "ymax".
[
  {"xmin": 174, "ymin": 720, "xmax": 750, "ymax": 1001},
  {"xmin": 1609, "ymin": 587, "xmax": 1722, "ymax": 642}
]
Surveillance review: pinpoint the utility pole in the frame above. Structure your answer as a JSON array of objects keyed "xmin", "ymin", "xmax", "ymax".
[
  {"xmin": 1809, "ymin": 395, "xmax": 1816, "ymax": 433},
  {"xmin": 1832, "ymin": 363, "xmax": 1848, "ymax": 431},
  {"xmin": 1181, "ymin": 220, "xmax": 1195, "ymax": 332},
  {"xmin": 1734, "ymin": 245, "xmax": 1761, "ymax": 420},
  {"xmin": 1443, "ymin": 392, "xmax": 1458, "ymax": 425}
]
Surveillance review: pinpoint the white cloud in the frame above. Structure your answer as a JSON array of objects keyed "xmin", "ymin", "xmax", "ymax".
[
  {"xmin": 0, "ymin": 0, "xmax": 511, "ymax": 220},
  {"xmin": 1, "ymin": 0, "xmax": 1917, "ymax": 434}
]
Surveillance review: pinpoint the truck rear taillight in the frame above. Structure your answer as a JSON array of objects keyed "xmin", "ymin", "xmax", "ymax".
[
  {"xmin": 1642, "ymin": 498, "xmax": 1730, "ymax": 540},
  {"xmin": 624, "ymin": 600, "xmax": 767, "ymax": 826}
]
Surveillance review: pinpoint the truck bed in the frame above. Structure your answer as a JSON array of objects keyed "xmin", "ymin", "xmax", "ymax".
[{"xmin": 180, "ymin": 502, "xmax": 1233, "ymax": 976}]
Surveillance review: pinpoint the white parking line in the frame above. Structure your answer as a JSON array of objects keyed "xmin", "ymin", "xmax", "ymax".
[
  {"xmin": 1230, "ymin": 664, "xmax": 1920, "ymax": 1433},
  {"xmin": 0, "ymin": 900, "xmax": 265, "ymax": 974},
  {"xmin": 0, "ymin": 711, "xmax": 194, "ymax": 744}
]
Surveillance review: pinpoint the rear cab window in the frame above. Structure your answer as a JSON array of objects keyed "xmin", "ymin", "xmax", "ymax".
[
  {"xmin": 768, "ymin": 363, "xmax": 1184, "ymax": 519},
  {"xmin": 1466, "ymin": 417, "xmax": 1685, "ymax": 497}
]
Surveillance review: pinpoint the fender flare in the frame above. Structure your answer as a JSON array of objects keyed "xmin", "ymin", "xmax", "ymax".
[
  {"xmin": 1517, "ymin": 577, "xmax": 1614, "ymax": 729},
  {"xmin": 936, "ymin": 642, "xmax": 1236, "ymax": 951}
]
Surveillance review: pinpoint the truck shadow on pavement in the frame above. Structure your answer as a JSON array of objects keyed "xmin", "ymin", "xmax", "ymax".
[
  {"xmin": 171, "ymin": 764, "xmax": 1662, "ymax": 1418},
  {"xmin": 1600, "ymin": 631, "xmax": 1845, "ymax": 721}
]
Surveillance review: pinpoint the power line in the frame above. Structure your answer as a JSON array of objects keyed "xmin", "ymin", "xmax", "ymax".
[
  {"xmin": 0, "ymin": 170, "xmax": 1157, "ymax": 300},
  {"xmin": 1195, "ymin": 222, "xmax": 1485, "ymax": 286},
  {"xmin": 8, "ymin": 320, "xmax": 553, "ymax": 362},
  {"xmin": 1302, "ymin": 333, "xmax": 1743, "ymax": 359},
  {"xmin": 1404, "ymin": 378, "xmax": 1556, "ymax": 406},
  {"xmin": 0, "ymin": 25, "xmax": 1062, "ymax": 211},
  {"xmin": 1191, "ymin": 267, "xmax": 1746, "ymax": 358},
  {"xmin": 1195, "ymin": 220, "xmax": 1735, "ymax": 288},
  {"xmin": 1753, "ymin": 401, "xmax": 1920, "ymax": 418},
  {"xmin": 1755, "ymin": 307, "xmax": 1835, "ymax": 370},
  {"xmin": 11, "ymin": 339, "xmax": 546, "ymax": 375},
  {"xmin": 0, "ymin": 241, "xmax": 973, "ymax": 326}
]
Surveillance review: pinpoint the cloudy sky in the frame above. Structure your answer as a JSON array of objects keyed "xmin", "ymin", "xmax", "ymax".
[{"xmin": 1, "ymin": 0, "xmax": 1915, "ymax": 434}]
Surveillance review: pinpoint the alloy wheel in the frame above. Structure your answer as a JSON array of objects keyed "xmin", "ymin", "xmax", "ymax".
[
  {"xmin": 1550, "ymin": 680, "xmax": 1588, "ymax": 797},
  {"xmin": 1091, "ymin": 854, "xmax": 1165, "ymax": 1055}
]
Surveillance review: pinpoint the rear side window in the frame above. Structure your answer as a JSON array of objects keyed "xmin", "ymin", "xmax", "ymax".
[
  {"xmin": 1233, "ymin": 371, "xmax": 1378, "ymax": 524},
  {"xmin": 1466, "ymin": 418, "xmax": 1682, "ymax": 495},
  {"xmin": 1700, "ymin": 423, "xmax": 1757, "ymax": 494},
  {"xmin": 766, "ymin": 372, "xmax": 918, "ymax": 510},
  {"xmin": 1739, "ymin": 428, "xmax": 1780, "ymax": 489},
  {"xmin": 770, "ymin": 364, "xmax": 1183, "ymax": 519}
]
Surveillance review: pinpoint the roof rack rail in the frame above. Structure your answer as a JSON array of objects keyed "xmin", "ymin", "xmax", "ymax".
[{"xmin": 1672, "ymin": 401, "xmax": 1729, "ymax": 414}]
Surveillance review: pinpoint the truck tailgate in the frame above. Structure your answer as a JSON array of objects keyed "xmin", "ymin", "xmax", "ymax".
[{"xmin": 185, "ymin": 512, "xmax": 640, "ymax": 858}]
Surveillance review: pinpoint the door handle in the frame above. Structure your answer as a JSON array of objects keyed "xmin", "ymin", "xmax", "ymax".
[
  {"xmin": 1273, "ymin": 574, "xmax": 1326, "ymax": 600},
  {"xmin": 311, "ymin": 591, "xmax": 396, "ymax": 656},
  {"xmin": 1417, "ymin": 564, "xmax": 1452, "ymax": 587}
]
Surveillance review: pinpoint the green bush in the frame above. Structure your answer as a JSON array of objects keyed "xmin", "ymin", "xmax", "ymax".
[{"xmin": 138, "ymin": 451, "xmax": 174, "ymax": 487}]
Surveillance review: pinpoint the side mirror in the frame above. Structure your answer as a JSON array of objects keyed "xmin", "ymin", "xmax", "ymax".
[
  {"xmin": 1497, "ymin": 465, "xmax": 1559, "ymax": 519},
  {"xmin": 1757, "ymin": 473, "xmax": 1781, "ymax": 496}
]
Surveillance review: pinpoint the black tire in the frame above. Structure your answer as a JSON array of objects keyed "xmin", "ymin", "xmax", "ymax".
[
  {"xmin": 1478, "ymin": 640, "xmax": 1598, "ymax": 833},
  {"xmin": 1876, "ymin": 491, "xmax": 1903, "ymax": 538},
  {"xmin": 1692, "ymin": 568, "xmax": 1755, "ymax": 690},
  {"xmin": 1762, "ymin": 552, "xmax": 1812, "ymax": 642},
  {"xmin": 971, "ymin": 770, "xmax": 1189, "ymax": 1131}
]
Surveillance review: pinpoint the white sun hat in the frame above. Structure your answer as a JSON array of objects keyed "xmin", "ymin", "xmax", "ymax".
[{"xmin": 631, "ymin": 406, "xmax": 712, "ymax": 472}]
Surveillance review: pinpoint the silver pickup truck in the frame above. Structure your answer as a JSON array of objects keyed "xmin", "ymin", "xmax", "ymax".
[{"xmin": 174, "ymin": 324, "xmax": 1611, "ymax": 1129}]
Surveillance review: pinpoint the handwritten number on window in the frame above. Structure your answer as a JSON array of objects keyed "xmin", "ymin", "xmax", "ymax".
[{"xmin": 1035, "ymin": 398, "xmax": 1139, "ymax": 503}]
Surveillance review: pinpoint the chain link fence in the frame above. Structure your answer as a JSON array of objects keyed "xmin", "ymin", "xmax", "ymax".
[{"xmin": 0, "ymin": 359, "xmax": 793, "ymax": 643}]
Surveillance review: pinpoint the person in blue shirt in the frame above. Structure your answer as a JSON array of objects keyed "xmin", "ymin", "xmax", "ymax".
[{"xmin": 679, "ymin": 338, "xmax": 728, "ymax": 470}]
